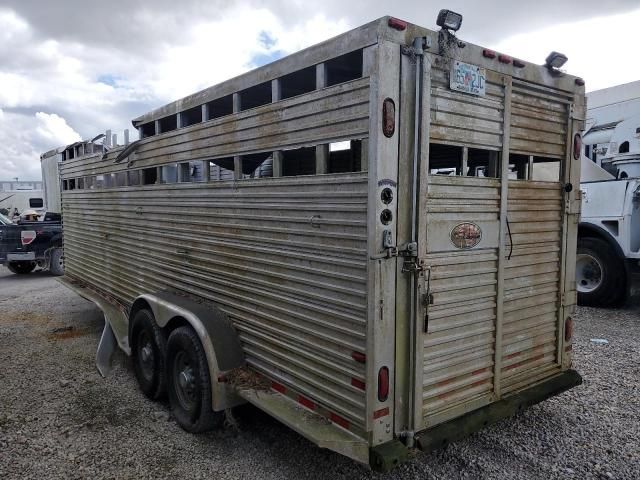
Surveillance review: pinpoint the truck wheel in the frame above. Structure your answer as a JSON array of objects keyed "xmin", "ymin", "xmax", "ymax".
[
  {"xmin": 576, "ymin": 237, "xmax": 625, "ymax": 307},
  {"xmin": 166, "ymin": 326, "xmax": 222, "ymax": 433},
  {"xmin": 7, "ymin": 261, "xmax": 36, "ymax": 274},
  {"xmin": 131, "ymin": 309, "xmax": 167, "ymax": 400},
  {"xmin": 49, "ymin": 248, "xmax": 64, "ymax": 276}
]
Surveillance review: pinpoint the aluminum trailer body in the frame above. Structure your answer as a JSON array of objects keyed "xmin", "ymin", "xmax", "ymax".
[{"xmin": 57, "ymin": 16, "xmax": 584, "ymax": 469}]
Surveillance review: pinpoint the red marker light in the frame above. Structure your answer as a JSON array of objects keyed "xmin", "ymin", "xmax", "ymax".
[
  {"xmin": 498, "ymin": 54, "xmax": 512, "ymax": 64},
  {"xmin": 482, "ymin": 49, "xmax": 496, "ymax": 59},
  {"xmin": 377, "ymin": 366, "xmax": 389, "ymax": 402},
  {"xmin": 388, "ymin": 17, "xmax": 408, "ymax": 31},
  {"xmin": 575, "ymin": 78, "xmax": 585, "ymax": 86},
  {"xmin": 573, "ymin": 134, "xmax": 582, "ymax": 160}
]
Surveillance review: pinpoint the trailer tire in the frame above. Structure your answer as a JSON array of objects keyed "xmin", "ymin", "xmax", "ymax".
[
  {"xmin": 166, "ymin": 326, "xmax": 223, "ymax": 433},
  {"xmin": 576, "ymin": 237, "xmax": 625, "ymax": 307},
  {"xmin": 131, "ymin": 309, "xmax": 167, "ymax": 400},
  {"xmin": 49, "ymin": 248, "xmax": 64, "ymax": 276},
  {"xmin": 7, "ymin": 261, "xmax": 36, "ymax": 274}
]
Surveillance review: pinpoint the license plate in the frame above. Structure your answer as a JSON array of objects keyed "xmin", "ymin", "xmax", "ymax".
[
  {"xmin": 7, "ymin": 252, "xmax": 35, "ymax": 261},
  {"xmin": 450, "ymin": 61, "xmax": 486, "ymax": 96}
]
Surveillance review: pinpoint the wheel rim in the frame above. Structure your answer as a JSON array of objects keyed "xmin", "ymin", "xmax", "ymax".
[
  {"xmin": 173, "ymin": 351, "xmax": 197, "ymax": 412},
  {"xmin": 576, "ymin": 253, "xmax": 603, "ymax": 293},
  {"xmin": 137, "ymin": 330, "xmax": 155, "ymax": 382}
]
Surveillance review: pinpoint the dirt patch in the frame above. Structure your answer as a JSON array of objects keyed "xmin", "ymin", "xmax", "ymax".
[
  {"xmin": 226, "ymin": 367, "xmax": 271, "ymax": 392},
  {"xmin": 0, "ymin": 311, "xmax": 50, "ymax": 325},
  {"xmin": 46, "ymin": 326, "xmax": 91, "ymax": 340}
]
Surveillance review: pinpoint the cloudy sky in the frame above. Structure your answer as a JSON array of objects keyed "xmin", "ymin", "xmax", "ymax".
[{"xmin": 1, "ymin": 0, "xmax": 639, "ymax": 180}]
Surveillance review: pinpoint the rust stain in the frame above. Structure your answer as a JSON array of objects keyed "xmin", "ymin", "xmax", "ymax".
[{"xmin": 47, "ymin": 326, "xmax": 90, "ymax": 340}]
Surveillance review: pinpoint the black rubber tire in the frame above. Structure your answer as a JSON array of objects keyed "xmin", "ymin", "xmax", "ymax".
[
  {"xmin": 7, "ymin": 261, "xmax": 36, "ymax": 274},
  {"xmin": 577, "ymin": 237, "xmax": 626, "ymax": 307},
  {"xmin": 131, "ymin": 309, "xmax": 167, "ymax": 400},
  {"xmin": 49, "ymin": 248, "xmax": 64, "ymax": 276},
  {"xmin": 166, "ymin": 326, "xmax": 222, "ymax": 433}
]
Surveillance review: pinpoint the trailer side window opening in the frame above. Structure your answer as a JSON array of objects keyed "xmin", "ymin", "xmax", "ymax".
[
  {"xmin": 29, "ymin": 198, "xmax": 44, "ymax": 208},
  {"xmin": 115, "ymin": 172, "xmax": 127, "ymax": 187},
  {"xmin": 329, "ymin": 140, "xmax": 363, "ymax": 173},
  {"xmin": 241, "ymin": 152, "xmax": 273, "ymax": 178},
  {"xmin": 180, "ymin": 106, "xmax": 202, "ymax": 127},
  {"xmin": 208, "ymin": 158, "xmax": 235, "ymax": 181},
  {"xmin": 77, "ymin": 177, "xmax": 85, "ymax": 190},
  {"xmin": 530, "ymin": 157, "xmax": 561, "ymax": 182},
  {"xmin": 282, "ymin": 147, "xmax": 316, "ymax": 176},
  {"xmin": 86, "ymin": 176, "xmax": 95, "ymax": 189},
  {"xmin": 142, "ymin": 168, "xmax": 157, "ymax": 185},
  {"xmin": 158, "ymin": 115, "xmax": 177, "ymax": 134},
  {"xmin": 280, "ymin": 66, "xmax": 317, "ymax": 99},
  {"xmin": 325, "ymin": 49, "xmax": 363, "ymax": 86},
  {"xmin": 467, "ymin": 148, "xmax": 501, "ymax": 178},
  {"xmin": 128, "ymin": 170, "xmax": 141, "ymax": 186},
  {"xmin": 95, "ymin": 175, "xmax": 105, "ymax": 188},
  {"xmin": 140, "ymin": 122, "xmax": 155, "ymax": 138},
  {"xmin": 238, "ymin": 81, "xmax": 272, "ymax": 111},
  {"xmin": 429, "ymin": 143, "xmax": 464, "ymax": 175},
  {"xmin": 68, "ymin": 179, "xmax": 76, "ymax": 190},
  {"xmin": 206, "ymin": 95, "xmax": 234, "ymax": 120},
  {"xmin": 160, "ymin": 164, "xmax": 178, "ymax": 183}
]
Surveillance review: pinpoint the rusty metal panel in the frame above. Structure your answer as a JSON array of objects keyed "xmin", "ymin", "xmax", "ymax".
[
  {"xmin": 510, "ymin": 80, "xmax": 572, "ymax": 158},
  {"xmin": 422, "ymin": 176, "xmax": 500, "ymax": 427},
  {"xmin": 500, "ymin": 180, "xmax": 563, "ymax": 394},
  {"xmin": 61, "ymin": 174, "xmax": 370, "ymax": 433}
]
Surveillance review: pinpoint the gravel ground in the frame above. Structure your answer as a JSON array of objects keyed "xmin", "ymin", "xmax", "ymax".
[{"xmin": 0, "ymin": 267, "xmax": 638, "ymax": 480}]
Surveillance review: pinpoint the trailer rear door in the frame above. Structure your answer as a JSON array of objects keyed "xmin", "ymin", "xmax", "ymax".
[{"xmin": 415, "ymin": 54, "xmax": 576, "ymax": 429}]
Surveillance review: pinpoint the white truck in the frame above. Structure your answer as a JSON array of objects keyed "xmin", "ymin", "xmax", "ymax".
[
  {"xmin": 579, "ymin": 103, "xmax": 640, "ymax": 306},
  {"xmin": 0, "ymin": 189, "xmax": 46, "ymax": 220}
]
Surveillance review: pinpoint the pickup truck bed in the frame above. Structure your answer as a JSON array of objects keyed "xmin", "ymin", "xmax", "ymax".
[{"xmin": 0, "ymin": 220, "xmax": 63, "ymax": 275}]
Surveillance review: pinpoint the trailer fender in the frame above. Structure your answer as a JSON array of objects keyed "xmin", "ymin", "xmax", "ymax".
[{"xmin": 132, "ymin": 291, "xmax": 246, "ymax": 411}]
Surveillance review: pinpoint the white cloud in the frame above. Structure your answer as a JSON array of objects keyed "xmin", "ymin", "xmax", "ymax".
[
  {"xmin": 34, "ymin": 112, "xmax": 82, "ymax": 145},
  {"xmin": 492, "ymin": 8, "xmax": 640, "ymax": 92}
]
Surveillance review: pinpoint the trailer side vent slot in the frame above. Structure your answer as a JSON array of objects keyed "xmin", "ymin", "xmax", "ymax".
[
  {"xmin": 142, "ymin": 167, "xmax": 158, "ymax": 185},
  {"xmin": 242, "ymin": 153, "xmax": 273, "ymax": 178},
  {"xmin": 468, "ymin": 148, "xmax": 501, "ymax": 178},
  {"xmin": 161, "ymin": 164, "xmax": 178, "ymax": 183},
  {"xmin": 181, "ymin": 106, "xmax": 203, "ymax": 127},
  {"xmin": 158, "ymin": 115, "xmax": 177, "ymax": 134},
  {"xmin": 239, "ymin": 81, "xmax": 272, "ymax": 111},
  {"xmin": 206, "ymin": 95, "xmax": 234, "ymax": 120},
  {"xmin": 429, "ymin": 143, "xmax": 464, "ymax": 176},
  {"xmin": 530, "ymin": 157, "xmax": 561, "ymax": 182},
  {"xmin": 139, "ymin": 122, "xmax": 156, "ymax": 138},
  {"xmin": 329, "ymin": 140, "xmax": 362, "ymax": 173},
  {"xmin": 280, "ymin": 66, "xmax": 316, "ymax": 100},
  {"xmin": 209, "ymin": 158, "xmax": 235, "ymax": 181},
  {"xmin": 282, "ymin": 147, "xmax": 316, "ymax": 176},
  {"xmin": 325, "ymin": 49, "xmax": 363, "ymax": 87}
]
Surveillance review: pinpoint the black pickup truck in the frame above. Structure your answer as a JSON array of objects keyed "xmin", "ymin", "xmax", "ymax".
[{"xmin": 0, "ymin": 212, "xmax": 64, "ymax": 275}]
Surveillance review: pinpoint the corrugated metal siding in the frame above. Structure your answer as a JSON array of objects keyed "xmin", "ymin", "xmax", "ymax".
[
  {"xmin": 501, "ymin": 180, "xmax": 563, "ymax": 393},
  {"xmin": 422, "ymin": 177, "xmax": 500, "ymax": 425},
  {"xmin": 429, "ymin": 62, "xmax": 504, "ymax": 150},
  {"xmin": 510, "ymin": 80, "xmax": 571, "ymax": 159},
  {"xmin": 61, "ymin": 174, "xmax": 370, "ymax": 431}
]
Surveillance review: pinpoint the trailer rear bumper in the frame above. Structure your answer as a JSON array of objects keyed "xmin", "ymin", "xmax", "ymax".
[{"xmin": 416, "ymin": 369, "xmax": 583, "ymax": 452}]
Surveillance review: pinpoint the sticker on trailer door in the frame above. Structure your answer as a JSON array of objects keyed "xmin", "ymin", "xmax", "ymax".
[
  {"xmin": 450, "ymin": 61, "xmax": 486, "ymax": 96},
  {"xmin": 450, "ymin": 222, "xmax": 482, "ymax": 249}
]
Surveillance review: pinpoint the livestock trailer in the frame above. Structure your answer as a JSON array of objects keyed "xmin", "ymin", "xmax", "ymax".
[{"xmin": 58, "ymin": 14, "xmax": 584, "ymax": 470}]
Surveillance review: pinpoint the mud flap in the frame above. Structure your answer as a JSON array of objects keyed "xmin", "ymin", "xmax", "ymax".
[{"xmin": 96, "ymin": 316, "xmax": 117, "ymax": 377}]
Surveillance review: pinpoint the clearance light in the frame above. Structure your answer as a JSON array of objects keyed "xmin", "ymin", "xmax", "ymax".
[
  {"xmin": 513, "ymin": 59, "xmax": 526, "ymax": 68},
  {"xmin": 382, "ymin": 98, "xmax": 396, "ymax": 138},
  {"xmin": 573, "ymin": 134, "xmax": 582, "ymax": 160},
  {"xmin": 377, "ymin": 366, "xmax": 389, "ymax": 402},
  {"xmin": 575, "ymin": 78, "xmax": 585, "ymax": 86},
  {"xmin": 388, "ymin": 17, "xmax": 408, "ymax": 31},
  {"xmin": 482, "ymin": 49, "xmax": 496, "ymax": 59},
  {"xmin": 498, "ymin": 54, "xmax": 512, "ymax": 64}
]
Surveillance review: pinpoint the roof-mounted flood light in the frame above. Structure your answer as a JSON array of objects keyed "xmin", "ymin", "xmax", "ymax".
[
  {"xmin": 545, "ymin": 51, "xmax": 568, "ymax": 69},
  {"xmin": 436, "ymin": 9, "xmax": 463, "ymax": 32}
]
